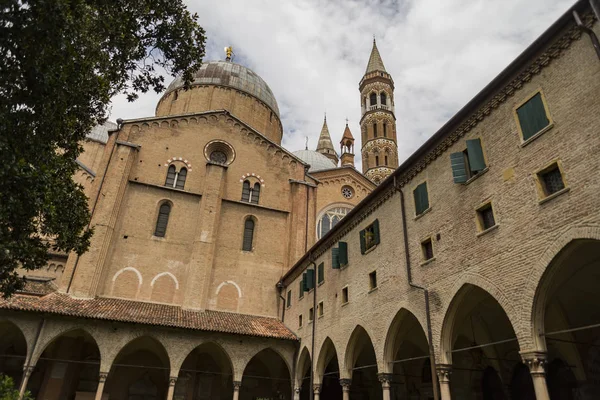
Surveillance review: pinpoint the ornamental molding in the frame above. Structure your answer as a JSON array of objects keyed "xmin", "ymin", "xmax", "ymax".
[
  {"xmin": 164, "ymin": 157, "xmax": 192, "ymax": 171},
  {"xmin": 361, "ymin": 110, "xmax": 396, "ymax": 124},
  {"xmin": 362, "ymin": 139, "xmax": 398, "ymax": 153},
  {"xmin": 240, "ymin": 173, "xmax": 266, "ymax": 187}
]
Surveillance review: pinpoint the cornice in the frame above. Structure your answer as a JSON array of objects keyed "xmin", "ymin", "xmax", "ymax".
[{"xmin": 360, "ymin": 109, "xmax": 397, "ymax": 124}]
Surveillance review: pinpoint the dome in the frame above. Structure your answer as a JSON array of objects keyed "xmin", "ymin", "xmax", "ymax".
[
  {"xmin": 293, "ymin": 150, "xmax": 338, "ymax": 172},
  {"xmin": 165, "ymin": 61, "xmax": 280, "ymax": 116}
]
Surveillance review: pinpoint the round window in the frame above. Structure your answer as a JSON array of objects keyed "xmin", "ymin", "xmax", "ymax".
[
  {"xmin": 210, "ymin": 150, "xmax": 227, "ymax": 164},
  {"xmin": 204, "ymin": 140, "xmax": 235, "ymax": 166},
  {"xmin": 341, "ymin": 186, "xmax": 354, "ymax": 199}
]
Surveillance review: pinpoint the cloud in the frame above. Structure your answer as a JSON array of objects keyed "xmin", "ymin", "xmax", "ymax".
[{"xmin": 109, "ymin": 0, "xmax": 574, "ymax": 170}]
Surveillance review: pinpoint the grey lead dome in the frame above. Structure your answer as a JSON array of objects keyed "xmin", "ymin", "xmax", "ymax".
[
  {"xmin": 292, "ymin": 150, "xmax": 337, "ymax": 172},
  {"xmin": 165, "ymin": 61, "xmax": 280, "ymax": 117}
]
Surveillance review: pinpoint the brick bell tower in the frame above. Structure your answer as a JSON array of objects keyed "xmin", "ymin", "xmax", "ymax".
[{"xmin": 359, "ymin": 39, "xmax": 399, "ymax": 184}]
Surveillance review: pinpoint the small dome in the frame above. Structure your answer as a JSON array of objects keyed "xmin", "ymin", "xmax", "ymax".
[
  {"xmin": 165, "ymin": 61, "xmax": 279, "ymax": 116},
  {"xmin": 293, "ymin": 150, "xmax": 337, "ymax": 172}
]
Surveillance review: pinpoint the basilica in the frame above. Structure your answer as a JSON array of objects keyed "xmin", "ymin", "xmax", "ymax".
[{"xmin": 1, "ymin": 1, "xmax": 599, "ymax": 400}]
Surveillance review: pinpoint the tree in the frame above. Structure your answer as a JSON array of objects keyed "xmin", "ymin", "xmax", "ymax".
[
  {"xmin": 0, "ymin": 0, "xmax": 206, "ymax": 296},
  {"xmin": 0, "ymin": 374, "xmax": 32, "ymax": 400}
]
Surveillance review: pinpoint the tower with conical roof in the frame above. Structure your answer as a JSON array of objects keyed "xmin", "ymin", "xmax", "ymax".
[
  {"xmin": 340, "ymin": 121, "xmax": 355, "ymax": 167},
  {"xmin": 359, "ymin": 39, "xmax": 399, "ymax": 184},
  {"xmin": 316, "ymin": 114, "xmax": 339, "ymax": 165}
]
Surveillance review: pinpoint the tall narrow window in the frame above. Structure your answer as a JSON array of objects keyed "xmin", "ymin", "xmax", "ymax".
[
  {"xmin": 380, "ymin": 92, "xmax": 387, "ymax": 106},
  {"xmin": 251, "ymin": 183, "xmax": 260, "ymax": 204},
  {"xmin": 370, "ymin": 92, "xmax": 377, "ymax": 107},
  {"xmin": 384, "ymin": 156, "xmax": 388, "ymax": 166},
  {"xmin": 373, "ymin": 123, "xmax": 378, "ymax": 137},
  {"xmin": 165, "ymin": 165, "xmax": 176, "ymax": 187},
  {"xmin": 242, "ymin": 218, "xmax": 255, "ymax": 251},
  {"xmin": 154, "ymin": 203, "xmax": 171, "ymax": 237},
  {"xmin": 375, "ymin": 155, "xmax": 379, "ymax": 166},
  {"xmin": 383, "ymin": 123, "xmax": 387, "ymax": 137},
  {"xmin": 175, "ymin": 168, "xmax": 187, "ymax": 189},
  {"xmin": 241, "ymin": 181, "xmax": 251, "ymax": 202},
  {"xmin": 516, "ymin": 92, "xmax": 550, "ymax": 141}
]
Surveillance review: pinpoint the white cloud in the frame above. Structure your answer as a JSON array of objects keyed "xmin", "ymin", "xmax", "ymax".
[{"xmin": 109, "ymin": 0, "xmax": 574, "ymax": 170}]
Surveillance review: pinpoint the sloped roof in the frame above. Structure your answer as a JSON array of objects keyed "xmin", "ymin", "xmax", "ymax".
[
  {"xmin": 0, "ymin": 293, "xmax": 297, "ymax": 341},
  {"xmin": 341, "ymin": 123, "xmax": 354, "ymax": 141},
  {"xmin": 365, "ymin": 39, "xmax": 387, "ymax": 74},
  {"xmin": 316, "ymin": 117, "xmax": 336, "ymax": 156}
]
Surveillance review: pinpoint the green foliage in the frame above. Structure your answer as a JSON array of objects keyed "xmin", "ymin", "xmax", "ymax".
[
  {"xmin": 0, "ymin": 0, "xmax": 206, "ymax": 296},
  {"xmin": 0, "ymin": 374, "xmax": 32, "ymax": 400}
]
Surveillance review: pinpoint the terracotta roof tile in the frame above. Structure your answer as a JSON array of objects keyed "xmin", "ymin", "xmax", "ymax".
[{"xmin": 0, "ymin": 293, "xmax": 297, "ymax": 341}]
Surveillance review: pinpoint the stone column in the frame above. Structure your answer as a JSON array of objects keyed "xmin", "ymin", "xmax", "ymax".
[
  {"xmin": 521, "ymin": 351, "xmax": 550, "ymax": 400},
  {"xmin": 94, "ymin": 372, "xmax": 108, "ymax": 400},
  {"xmin": 436, "ymin": 364, "xmax": 452, "ymax": 400},
  {"xmin": 313, "ymin": 384, "xmax": 321, "ymax": 400},
  {"xmin": 19, "ymin": 366, "xmax": 35, "ymax": 399},
  {"xmin": 340, "ymin": 379, "xmax": 351, "ymax": 400},
  {"xmin": 378, "ymin": 373, "xmax": 392, "ymax": 400},
  {"xmin": 293, "ymin": 386, "xmax": 301, "ymax": 400},
  {"xmin": 166, "ymin": 376, "xmax": 177, "ymax": 400},
  {"xmin": 233, "ymin": 381, "xmax": 242, "ymax": 400}
]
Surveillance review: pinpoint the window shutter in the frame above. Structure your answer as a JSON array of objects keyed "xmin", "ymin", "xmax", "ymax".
[
  {"xmin": 517, "ymin": 93, "xmax": 550, "ymax": 140},
  {"xmin": 317, "ymin": 262, "xmax": 324, "ymax": 284},
  {"xmin": 241, "ymin": 181, "xmax": 251, "ymax": 202},
  {"xmin": 165, "ymin": 165, "xmax": 176, "ymax": 187},
  {"xmin": 414, "ymin": 183, "xmax": 429, "ymax": 215},
  {"xmin": 372, "ymin": 219, "xmax": 380, "ymax": 245},
  {"xmin": 175, "ymin": 168, "xmax": 187, "ymax": 189},
  {"xmin": 332, "ymin": 248, "xmax": 340, "ymax": 269},
  {"xmin": 338, "ymin": 242, "xmax": 348, "ymax": 266},
  {"xmin": 466, "ymin": 139, "xmax": 486, "ymax": 172},
  {"xmin": 360, "ymin": 229, "xmax": 367, "ymax": 254},
  {"xmin": 450, "ymin": 153, "xmax": 468, "ymax": 184},
  {"xmin": 306, "ymin": 269, "xmax": 315, "ymax": 290},
  {"xmin": 302, "ymin": 273, "xmax": 308, "ymax": 292}
]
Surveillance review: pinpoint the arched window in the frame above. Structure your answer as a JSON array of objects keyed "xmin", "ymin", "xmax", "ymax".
[
  {"xmin": 373, "ymin": 123, "xmax": 378, "ymax": 137},
  {"xmin": 317, "ymin": 206, "xmax": 351, "ymax": 239},
  {"xmin": 251, "ymin": 183, "xmax": 260, "ymax": 204},
  {"xmin": 383, "ymin": 123, "xmax": 387, "ymax": 137},
  {"xmin": 154, "ymin": 203, "xmax": 171, "ymax": 237},
  {"xmin": 165, "ymin": 165, "xmax": 176, "ymax": 187},
  {"xmin": 369, "ymin": 92, "xmax": 377, "ymax": 107},
  {"xmin": 242, "ymin": 181, "xmax": 251, "ymax": 202},
  {"xmin": 242, "ymin": 218, "xmax": 255, "ymax": 251},
  {"xmin": 375, "ymin": 155, "xmax": 380, "ymax": 166},
  {"xmin": 175, "ymin": 167, "xmax": 187, "ymax": 189},
  {"xmin": 380, "ymin": 92, "xmax": 387, "ymax": 106}
]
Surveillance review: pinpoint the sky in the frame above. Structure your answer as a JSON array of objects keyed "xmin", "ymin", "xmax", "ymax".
[{"xmin": 109, "ymin": 0, "xmax": 574, "ymax": 169}]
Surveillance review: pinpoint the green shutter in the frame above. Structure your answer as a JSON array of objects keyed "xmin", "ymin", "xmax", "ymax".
[
  {"xmin": 414, "ymin": 182, "xmax": 429, "ymax": 215},
  {"xmin": 338, "ymin": 242, "xmax": 348, "ymax": 266},
  {"xmin": 318, "ymin": 262, "xmax": 324, "ymax": 284},
  {"xmin": 466, "ymin": 139, "xmax": 486, "ymax": 172},
  {"xmin": 302, "ymin": 273, "xmax": 308, "ymax": 292},
  {"xmin": 517, "ymin": 93, "xmax": 550, "ymax": 140},
  {"xmin": 306, "ymin": 269, "xmax": 315, "ymax": 290},
  {"xmin": 332, "ymin": 248, "xmax": 340, "ymax": 269},
  {"xmin": 287, "ymin": 290, "xmax": 291, "ymax": 306},
  {"xmin": 450, "ymin": 152, "xmax": 468, "ymax": 183},
  {"xmin": 372, "ymin": 220, "xmax": 380, "ymax": 245},
  {"xmin": 359, "ymin": 229, "xmax": 367, "ymax": 254}
]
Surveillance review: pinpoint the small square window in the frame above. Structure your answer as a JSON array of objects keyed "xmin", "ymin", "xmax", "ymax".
[
  {"xmin": 360, "ymin": 220, "xmax": 380, "ymax": 254},
  {"xmin": 539, "ymin": 164, "xmax": 565, "ymax": 197},
  {"xmin": 477, "ymin": 203, "xmax": 496, "ymax": 231},
  {"xmin": 309, "ymin": 307, "xmax": 314, "ymax": 322},
  {"xmin": 298, "ymin": 314, "xmax": 303, "ymax": 328},
  {"xmin": 369, "ymin": 271, "xmax": 378, "ymax": 290},
  {"xmin": 342, "ymin": 287, "xmax": 349, "ymax": 304},
  {"xmin": 421, "ymin": 238, "xmax": 434, "ymax": 261},
  {"xmin": 318, "ymin": 301, "xmax": 324, "ymax": 318}
]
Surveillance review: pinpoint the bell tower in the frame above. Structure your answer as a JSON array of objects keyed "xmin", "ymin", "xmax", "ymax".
[
  {"xmin": 340, "ymin": 121, "xmax": 355, "ymax": 167},
  {"xmin": 359, "ymin": 39, "xmax": 398, "ymax": 184}
]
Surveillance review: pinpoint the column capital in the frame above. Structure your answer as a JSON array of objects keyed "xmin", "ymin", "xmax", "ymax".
[
  {"xmin": 339, "ymin": 378, "xmax": 352, "ymax": 391},
  {"xmin": 233, "ymin": 381, "xmax": 242, "ymax": 390},
  {"xmin": 378, "ymin": 373, "xmax": 393, "ymax": 387},
  {"xmin": 294, "ymin": 386, "xmax": 301, "ymax": 394},
  {"xmin": 436, "ymin": 363, "xmax": 452, "ymax": 383},
  {"xmin": 98, "ymin": 372, "xmax": 109, "ymax": 383},
  {"xmin": 313, "ymin": 384, "xmax": 321, "ymax": 393},
  {"xmin": 520, "ymin": 350, "xmax": 548, "ymax": 375},
  {"xmin": 169, "ymin": 376, "xmax": 178, "ymax": 387},
  {"xmin": 23, "ymin": 366, "xmax": 35, "ymax": 377}
]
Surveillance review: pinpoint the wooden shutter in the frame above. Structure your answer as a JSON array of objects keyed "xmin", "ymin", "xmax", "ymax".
[
  {"xmin": 165, "ymin": 165, "xmax": 176, "ymax": 187},
  {"xmin": 338, "ymin": 242, "xmax": 348, "ymax": 266},
  {"xmin": 466, "ymin": 139, "xmax": 486, "ymax": 172},
  {"xmin": 251, "ymin": 183, "xmax": 260, "ymax": 204},
  {"xmin": 372, "ymin": 220, "xmax": 380, "ymax": 245},
  {"xmin": 175, "ymin": 167, "xmax": 187, "ymax": 189},
  {"xmin": 242, "ymin": 218, "xmax": 254, "ymax": 251},
  {"xmin": 302, "ymin": 273, "xmax": 308, "ymax": 292},
  {"xmin": 359, "ymin": 229, "xmax": 367, "ymax": 254},
  {"xmin": 241, "ymin": 181, "xmax": 251, "ymax": 202},
  {"xmin": 450, "ymin": 153, "xmax": 468, "ymax": 183},
  {"xmin": 517, "ymin": 93, "xmax": 550, "ymax": 140},
  {"xmin": 154, "ymin": 203, "xmax": 171, "ymax": 237},
  {"xmin": 306, "ymin": 269, "xmax": 315, "ymax": 290},
  {"xmin": 318, "ymin": 262, "xmax": 324, "ymax": 284},
  {"xmin": 332, "ymin": 248, "xmax": 340, "ymax": 269},
  {"xmin": 287, "ymin": 290, "xmax": 291, "ymax": 307},
  {"xmin": 414, "ymin": 183, "xmax": 429, "ymax": 215}
]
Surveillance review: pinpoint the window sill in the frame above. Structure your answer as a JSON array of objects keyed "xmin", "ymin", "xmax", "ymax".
[
  {"xmin": 464, "ymin": 167, "xmax": 489, "ymax": 185},
  {"xmin": 308, "ymin": 320, "xmax": 313, "ymax": 325},
  {"xmin": 318, "ymin": 282, "xmax": 324, "ymax": 287},
  {"xmin": 368, "ymin": 287, "xmax": 379, "ymax": 294},
  {"xmin": 299, "ymin": 296, "xmax": 304, "ymax": 301},
  {"xmin": 420, "ymin": 257, "xmax": 436, "ymax": 267},
  {"xmin": 519, "ymin": 124, "xmax": 554, "ymax": 148},
  {"xmin": 539, "ymin": 187, "xmax": 570, "ymax": 205},
  {"xmin": 318, "ymin": 315, "xmax": 324, "ymax": 319},
  {"xmin": 341, "ymin": 301, "xmax": 349, "ymax": 307},
  {"xmin": 415, "ymin": 207, "xmax": 432, "ymax": 221},
  {"xmin": 363, "ymin": 245, "xmax": 378, "ymax": 256},
  {"xmin": 477, "ymin": 224, "xmax": 499, "ymax": 237},
  {"xmin": 151, "ymin": 235, "xmax": 166, "ymax": 241}
]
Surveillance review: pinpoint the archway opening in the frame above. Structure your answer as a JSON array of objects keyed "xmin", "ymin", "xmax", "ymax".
[
  {"xmin": 296, "ymin": 347, "xmax": 311, "ymax": 400},
  {"xmin": 317, "ymin": 338, "xmax": 341, "ymax": 400},
  {"xmin": 537, "ymin": 239, "xmax": 600, "ymax": 398},
  {"xmin": 174, "ymin": 342, "xmax": 233, "ymax": 400},
  {"xmin": 446, "ymin": 285, "xmax": 528, "ymax": 400},
  {"xmin": 105, "ymin": 336, "xmax": 169, "ymax": 400},
  {"xmin": 384, "ymin": 310, "xmax": 432, "ymax": 399},
  {"xmin": 29, "ymin": 329, "xmax": 101, "ymax": 400},
  {"xmin": 346, "ymin": 326, "xmax": 381, "ymax": 399},
  {"xmin": 0, "ymin": 321, "xmax": 27, "ymax": 388},
  {"xmin": 241, "ymin": 348, "xmax": 291, "ymax": 400}
]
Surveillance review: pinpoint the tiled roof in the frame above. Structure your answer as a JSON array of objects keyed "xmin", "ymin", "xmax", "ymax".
[
  {"xmin": 20, "ymin": 278, "xmax": 57, "ymax": 296},
  {"xmin": 0, "ymin": 293, "xmax": 297, "ymax": 341}
]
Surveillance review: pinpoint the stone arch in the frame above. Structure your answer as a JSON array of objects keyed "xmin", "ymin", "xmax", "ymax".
[
  {"xmin": 382, "ymin": 307, "xmax": 429, "ymax": 374},
  {"xmin": 31, "ymin": 325, "xmax": 103, "ymax": 367},
  {"xmin": 150, "ymin": 272, "xmax": 179, "ymax": 304},
  {"xmin": 315, "ymin": 337, "xmax": 341, "ymax": 388},
  {"xmin": 241, "ymin": 347, "xmax": 292, "ymax": 400},
  {"xmin": 110, "ymin": 266, "xmax": 142, "ymax": 299},
  {"xmin": 215, "ymin": 281, "xmax": 241, "ymax": 312},
  {"xmin": 0, "ymin": 319, "xmax": 28, "ymax": 386},
  {"xmin": 295, "ymin": 346, "xmax": 311, "ymax": 388},
  {"xmin": 343, "ymin": 325, "xmax": 381, "ymax": 398}
]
